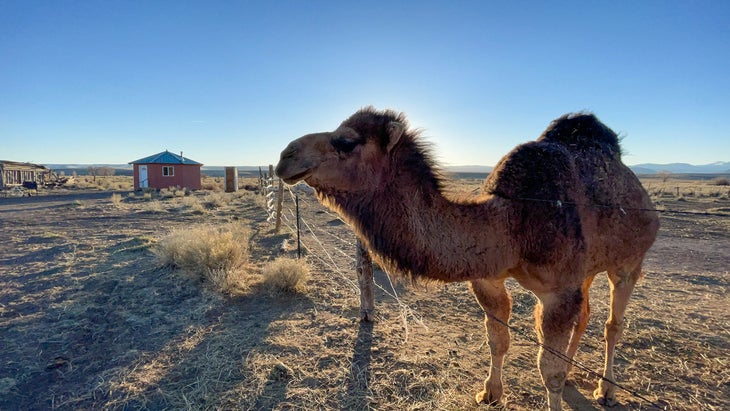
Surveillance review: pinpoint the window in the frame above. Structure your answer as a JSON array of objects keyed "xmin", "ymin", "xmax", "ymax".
[{"xmin": 162, "ymin": 166, "xmax": 174, "ymax": 177}]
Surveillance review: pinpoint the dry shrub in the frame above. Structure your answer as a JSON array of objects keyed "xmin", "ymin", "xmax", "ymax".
[
  {"xmin": 204, "ymin": 192, "xmax": 228, "ymax": 208},
  {"xmin": 110, "ymin": 193, "xmax": 123, "ymax": 207},
  {"xmin": 144, "ymin": 200, "xmax": 166, "ymax": 213},
  {"xmin": 711, "ymin": 177, "xmax": 730, "ymax": 186},
  {"xmin": 201, "ymin": 176, "xmax": 223, "ymax": 191},
  {"xmin": 181, "ymin": 196, "xmax": 206, "ymax": 214},
  {"xmin": 160, "ymin": 188, "xmax": 175, "ymax": 198},
  {"xmin": 154, "ymin": 223, "xmax": 251, "ymax": 292},
  {"xmin": 262, "ymin": 257, "xmax": 310, "ymax": 293}
]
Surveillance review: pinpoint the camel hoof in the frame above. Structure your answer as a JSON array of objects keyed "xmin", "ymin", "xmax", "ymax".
[
  {"xmin": 475, "ymin": 389, "xmax": 502, "ymax": 405},
  {"xmin": 593, "ymin": 388, "xmax": 618, "ymax": 407}
]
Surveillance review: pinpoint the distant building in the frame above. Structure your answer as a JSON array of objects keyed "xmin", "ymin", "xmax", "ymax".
[
  {"xmin": 129, "ymin": 151, "xmax": 203, "ymax": 190},
  {"xmin": 0, "ymin": 160, "xmax": 52, "ymax": 189}
]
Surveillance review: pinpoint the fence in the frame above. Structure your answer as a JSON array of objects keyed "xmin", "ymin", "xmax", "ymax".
[
  {"xmin": 255, "ymin": 164, "xmax": 727, "ymax": 409},
  {"xmin": 259, "ymin": 168, "xmax": 377, "ymax": 321}
]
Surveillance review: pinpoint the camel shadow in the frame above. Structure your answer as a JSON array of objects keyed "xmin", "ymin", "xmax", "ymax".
[{"xmin": 343, "ymin": 320, "xmax": 374, "ymax": 410}]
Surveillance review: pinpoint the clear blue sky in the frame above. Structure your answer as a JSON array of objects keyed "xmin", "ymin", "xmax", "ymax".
[{"xmin": 2, "ymin": 1, "xmax": 728, "ymax": 167}]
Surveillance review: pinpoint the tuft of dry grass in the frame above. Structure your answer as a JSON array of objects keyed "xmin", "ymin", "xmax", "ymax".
[
  {"xmin": 262, "ymin": 257, "xmax": 310, "ymax": 293},
  {"xmin": 711, "ymin": 176, "xmax": 730, "ymax": 186},
  {"xmin": 179, "ymin": 195, "xmax": 206, "ymax": 214},
  {"xmin": 143, "ymin": 200, "xmax": 166, "ymax": 213},
  {"xmin": 153, "ymin": 222, "xmax": 251, "ymax": 292},
  {"xmin": 110, "ymin": 193, "xmax": 123, "ymax": 207},
  {"xmin": 204, "ymin": 192, "xmax": 229, "ymax": 209}
]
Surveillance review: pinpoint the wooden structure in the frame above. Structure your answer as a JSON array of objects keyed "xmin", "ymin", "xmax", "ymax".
[
  {"xmin": 224, "ymin": 167, "xmax": 238, "ymax": 192},
  {"xmin": 129, "ymin": 150, "xmax": 203, "ymax": 190},
  {"xmin": 0, "ymin": 160, "xmax": 52, "ymax": 189}
]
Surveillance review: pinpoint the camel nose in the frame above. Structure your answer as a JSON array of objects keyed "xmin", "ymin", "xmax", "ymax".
[
  {"xmin": 279, "ymin": 141, "xmax": 298, "ymax": 160},
  {"xmin": 276, "ymin": 141, "xmax": 299, "ymax": 177}
]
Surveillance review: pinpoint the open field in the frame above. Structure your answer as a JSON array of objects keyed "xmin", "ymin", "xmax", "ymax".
[{"xmin": 1, "ymin": 176, "xmax": 728, "ymax": 410}]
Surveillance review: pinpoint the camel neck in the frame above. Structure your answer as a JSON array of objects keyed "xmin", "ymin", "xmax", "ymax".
[{"xmin": 321, "ymin": 180, "xmax": 511, "ymax": 283}]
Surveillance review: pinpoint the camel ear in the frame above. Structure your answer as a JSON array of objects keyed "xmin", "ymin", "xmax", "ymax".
[{"xmin": 386, "ymin": 121, "xmax": 405, "ymax": 152}]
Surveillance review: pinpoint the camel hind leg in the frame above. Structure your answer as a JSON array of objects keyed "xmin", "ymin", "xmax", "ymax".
[
  {"xmin": 469, "ymin": 278, "xmax": 512, "ymax": 405},
  {"xmin": 535, "ymin": 288, "xmax": 583, "ymax": 411},
  {"xmin": 594, "ymin": 265, "xmax": 642, "ymax": 406},
  {"xmin": 565, "ymin": 274, "xmax": 595, "ymax": 375}
]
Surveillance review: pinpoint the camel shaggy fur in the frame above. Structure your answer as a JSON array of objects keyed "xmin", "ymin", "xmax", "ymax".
[{"xmin": 275, "ymin": 107, "xmax": 659, "ymax": 410}]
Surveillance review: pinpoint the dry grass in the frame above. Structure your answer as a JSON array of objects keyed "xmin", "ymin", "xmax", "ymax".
[
  {"xmin": 1, "ymin": 175, "xmax": 728, "ymax": 411},
  {"xmin": 643, "ymin": 175, "xmax": 730, "ymax": 201},
  {"xmin": 66, "ymin": 175, "xmax": 134, "ymax": 191},
  {"xmin": 262, "ymin": 257, "xmax": 311, "ymax": 293},
  {"xmin": 202, "ymin": 175, "xmax": 224, "ymax": 191},
  {"xmin": 711, "ymin": 176, "xmax": 730, "ymax": 186},
  {"xmin": 153, "ymin": 222, "xmax": 251, "ymax": 292},
  {"xmin": 204, "ymin": 191, "xmax": 229, "ymax": 208},
  {"xmin": 110, "ymin": 193, "xmax": 123, "ymax": 207}
]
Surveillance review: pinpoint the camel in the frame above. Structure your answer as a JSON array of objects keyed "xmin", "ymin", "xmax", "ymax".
[{"xmin": 275, "ymin": 107, "xmax": 659, "ymax": 410}]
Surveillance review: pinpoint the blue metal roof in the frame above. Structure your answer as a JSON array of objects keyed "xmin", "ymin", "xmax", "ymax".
[{"xmin": 129, "ymin": 150, "xmax": 202, "ymax": 165}]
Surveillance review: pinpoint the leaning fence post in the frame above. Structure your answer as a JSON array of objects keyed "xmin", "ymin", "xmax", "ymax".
[
  {"xmin": 275, "ymin": 177, "xmax": 283, "ymax": 233},
  {"xmin": 356, "ymin": 239, "xmax": 375, "ymax": 322},
  {"xmin": 295, "ymin": 190, "xmax": 302, "ymax": 259}
]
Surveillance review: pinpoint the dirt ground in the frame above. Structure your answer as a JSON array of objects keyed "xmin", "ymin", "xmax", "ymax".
[{"xmin": 0, "ymin": 178, "xmax": 728, "ymax": 410}]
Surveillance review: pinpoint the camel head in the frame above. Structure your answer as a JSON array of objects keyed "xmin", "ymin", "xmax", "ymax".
[{"xmin": 275, "ymin": 107, "xmax": 410, "ymax": 192}]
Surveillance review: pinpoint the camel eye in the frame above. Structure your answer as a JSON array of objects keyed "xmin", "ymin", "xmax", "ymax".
[{"xmin": 331, "ymin": 136, "xmax": 359, "ymax": 154}]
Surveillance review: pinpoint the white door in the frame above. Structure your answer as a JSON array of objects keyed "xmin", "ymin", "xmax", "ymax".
[{"xmin": 139, "ymin": 165, "xmax": 148, "ymax": 188}]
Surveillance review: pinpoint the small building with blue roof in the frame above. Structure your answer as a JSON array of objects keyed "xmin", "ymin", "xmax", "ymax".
[{"xmin": 129, "ymin": 150, "xmax": 203, "ymax": 190}]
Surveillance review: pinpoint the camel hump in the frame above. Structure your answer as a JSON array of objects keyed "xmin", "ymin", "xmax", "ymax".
[{"xmin": 538, "ymin": 113, "xmax": 621, "ymax": 156}]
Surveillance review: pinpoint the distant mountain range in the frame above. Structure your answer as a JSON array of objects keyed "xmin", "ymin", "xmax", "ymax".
[
  {"xmin": 446, "ymin": 162, "xmax": 730, "ymax": 175},
  {"xmin": 628, "ymin": 161, "xmax": 730, "ymax": 174},
  {"xmin": 44, "ymin": 162, "xmax": 730, "ymax": 175}
]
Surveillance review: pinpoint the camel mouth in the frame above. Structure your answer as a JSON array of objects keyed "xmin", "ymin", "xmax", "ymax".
[{"xmin": 278, "ymin": 169, "xmax": 311, "ymax": 185}]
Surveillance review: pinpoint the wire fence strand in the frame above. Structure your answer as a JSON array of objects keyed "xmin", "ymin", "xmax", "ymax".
[{"xmin": 266, "ymin": 179, "xmax": 722, "ymax": 410}]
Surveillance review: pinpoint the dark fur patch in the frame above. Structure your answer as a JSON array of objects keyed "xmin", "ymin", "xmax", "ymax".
[
  {"xmin": 343, "ymin": 106, "xmax": 446, "ymax": 194},
  {"xmin": 538, "ymin": 113, "xmax": 621, "ymax": 156},
  {"xmin": 484, "ymin": 142, "xmax": 585, "ymax": 264}
]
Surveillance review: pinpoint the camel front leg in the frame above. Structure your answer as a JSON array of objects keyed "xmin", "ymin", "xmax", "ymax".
[
  {"xmin": 594, "ymin": 267, "xmax": 640, "ymax": 406},
  {"xmin": 535, "ymin": 288, "xmax": 583, "ymax": 411},
  {"xmin": 469, "ymin": 279, "xmax": 512, "ymax": 405}
]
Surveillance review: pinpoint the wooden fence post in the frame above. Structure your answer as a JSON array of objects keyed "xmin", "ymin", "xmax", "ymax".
[
  {"xmin": 356, "ymin": 239, "xmax": 375, "ymax": 322},
  {"xmin": 275, "ymin": 177, "xmax": 284, "ymax": 232}
]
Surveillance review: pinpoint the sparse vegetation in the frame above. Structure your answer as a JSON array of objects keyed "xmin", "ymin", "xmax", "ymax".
[
  {"xmin": 711, "ymin": 176, "xmax": 730, "ymax": 186},
  {"xmin": 201, "ymin": 176, "xmax": 224, "ymax": 191},
  {"xmin": 262, "ymin": 257, "xmax": 311, "ymax": 293},
  {"xmin": 0, "ymin": 174, "xmax": 728, "ymax": 410},
  {"xmin": 153, "ymin": 222, "xmax": 251, "ymax": 292},
  {"xmin": 110, "ymin": 193, "xmax": 123, "ymax": 207},
  {"xmin": 204, "ymin": 191, "xmax": 228, "ymax": 208},
  {"xmin": 142, "ymin": 199, "xmax": 165, "ymax": 213}
]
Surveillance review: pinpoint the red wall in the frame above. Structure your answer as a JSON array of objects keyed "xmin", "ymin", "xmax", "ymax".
[{"xmin": 133, "ymin": 164, "xmax": 202, "ymax": 190}]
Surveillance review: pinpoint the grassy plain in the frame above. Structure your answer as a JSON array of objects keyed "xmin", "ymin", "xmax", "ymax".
[{"xmin": 0, "ymin": 175, "xmax": 728, "ymax": 410}]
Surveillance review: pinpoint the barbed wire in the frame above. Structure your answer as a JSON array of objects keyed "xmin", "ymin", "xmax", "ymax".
[
  {"xmin": 278, "ymin": 184, "xmax": 427, "ymax": 337},
  {"xmin": 265, "ymin": 179, "xmax": 723, "ymax": 409},
  {"xmin": 499, "ymin": 194, "xmax": 730, "ymax": 218}
]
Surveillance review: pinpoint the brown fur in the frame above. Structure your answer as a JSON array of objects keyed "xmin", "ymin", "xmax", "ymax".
[{"xmin": 275, "ymin": 106, "xmax": 659, "ymax": 410}]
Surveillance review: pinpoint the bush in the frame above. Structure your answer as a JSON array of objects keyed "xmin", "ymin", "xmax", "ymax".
[
  {"xmin": 262, "ymin": 257, "xmax": 310, "ymax": 293},
  {"xmin": 110, "ymin": 193, "xmax": 123, "ymax": 207},
  {"xmin": 153, "ymin": 223, "xmax": 251, "ymax": 291},
  {"xmin": 204, "ymin": 192, "xmax": 228, "ymax": 208},
  {"xmin": 711, "ymin": 177, "xmax": 730, "ymax": 186}
]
